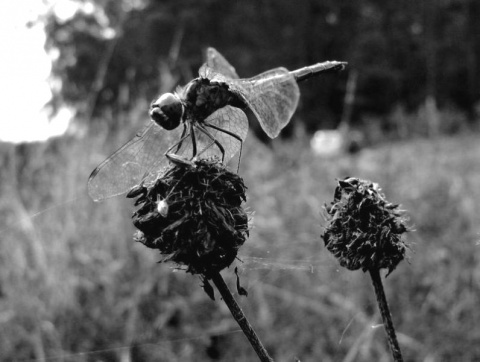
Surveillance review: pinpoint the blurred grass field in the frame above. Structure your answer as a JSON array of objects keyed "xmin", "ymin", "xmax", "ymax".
[{"xmin": 1, "ymin": 123, "xmax": 480, "ymax": 361}]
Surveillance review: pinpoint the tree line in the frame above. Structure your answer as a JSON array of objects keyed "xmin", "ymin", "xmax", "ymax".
[{"xmin": 44, "ymin": 0, "xmax": 480, "ymax": 137}]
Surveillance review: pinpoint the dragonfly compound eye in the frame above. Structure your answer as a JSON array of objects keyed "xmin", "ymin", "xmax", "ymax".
[{"xmin": 149, "ymin": 93, "xmax": 184, "ymax": 130}]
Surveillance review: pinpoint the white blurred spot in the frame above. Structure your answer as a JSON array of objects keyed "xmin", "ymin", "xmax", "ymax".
[
  {"xmin": 310, "ymin": 130, "xmax": 344, "ymax": 156},
  {"xmin": 52, "ymin": 0, "xmax": 80, "ymax": 23}
]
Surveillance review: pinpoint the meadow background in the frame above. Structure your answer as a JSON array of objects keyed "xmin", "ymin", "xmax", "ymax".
[{"xmin": 1, "ymin": 1, "xmax": 480, "ymax": 361}]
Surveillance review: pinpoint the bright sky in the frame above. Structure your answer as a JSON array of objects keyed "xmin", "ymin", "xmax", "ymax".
[{"xmin": 0, "ymin": 1, "xmax": 77, "ymax": 143}]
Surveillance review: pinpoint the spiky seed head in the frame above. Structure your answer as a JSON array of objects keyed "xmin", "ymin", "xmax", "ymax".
[
  {"xmin": 127, "ymin": 157, "xmax": 249, "ymax": 277},
  {"xmin": 322, "ymin": 177, "xmax": 411, "ymax": 276}
]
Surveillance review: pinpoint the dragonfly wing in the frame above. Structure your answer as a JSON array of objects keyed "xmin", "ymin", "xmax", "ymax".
[
  {"xmin": 230, "ymin": 68, "xmax": 300, "ymax": 139},
  {"xmin": 88, "ymin": 122, "xmax": 186, "ymax": 201},
  {"xmin": 198, "ymin": 64, "xmax": 234, "ymax": 85},
  {"xmin": 202, "ymin": 47, "xmax": 239, "ymax": 79},
  {"xmin": 192, "ymin": 105, "xmax": 248, "ymax": 164}
]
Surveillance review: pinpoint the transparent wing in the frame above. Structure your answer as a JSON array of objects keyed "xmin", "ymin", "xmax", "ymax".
[
  {"xmin": 176, "ymin": 106, "xmax": 248, "ymax": 165},
  {"xmin": 88, "ymin": 107, "xmax": 248, "ymax": 201},
  {"xmin": 199, "ymin": 51, "xmax": 299, "ymax": 139},
  {"xmin": 200, "ymin": 47, "xmax": 239, "ymax": 79},
  {"xmin": 88, "ymin": 122, "xmax": 185, "ymax": 201},
  {"xmin": 232, "ymin": 68, "xmax": 300, "ymax": 139}
]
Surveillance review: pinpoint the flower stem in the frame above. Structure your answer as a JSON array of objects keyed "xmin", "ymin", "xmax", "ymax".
[
  {"xmin": 368, "ymin": 268, "xmax": 403, "ymax": 362},
  {"xmin": 210, "ymin": 271, "xmax": 274, "ymax": 362}
]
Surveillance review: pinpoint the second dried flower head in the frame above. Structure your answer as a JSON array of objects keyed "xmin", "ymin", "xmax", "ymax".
[{"xmin": 322, "ymin": 177, "xmax": 410, "ymax": 275}]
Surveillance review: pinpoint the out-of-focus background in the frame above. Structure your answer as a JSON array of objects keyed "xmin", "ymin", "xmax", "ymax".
[{"xmin": 1, "ymin": 0, "xmax": 480, "ymax": 361}]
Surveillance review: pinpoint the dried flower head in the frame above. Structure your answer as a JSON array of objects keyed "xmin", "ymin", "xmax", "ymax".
[
  {"xmin": 322, "ymin": 177, "xmax": 410, "ymax": 275},
  {"xmin": 127, "ymin": 157, "xmax": 249, "ymax": 277}
]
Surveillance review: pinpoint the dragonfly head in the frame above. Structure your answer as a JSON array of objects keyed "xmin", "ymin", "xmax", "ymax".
[{"xmin": 149, "ymin": 93, "xmax": 184, "ymax": 130}]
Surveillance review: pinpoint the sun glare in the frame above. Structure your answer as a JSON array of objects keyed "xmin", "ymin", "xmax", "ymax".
[{"xmin": 0, "ymin": 1, "xmax": 79, "ymax": 143}]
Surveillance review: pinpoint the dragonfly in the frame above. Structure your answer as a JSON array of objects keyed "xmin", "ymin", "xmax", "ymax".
[{"xmin": 88, "ymin": 48, "xmax": 346, "ymax": 201}]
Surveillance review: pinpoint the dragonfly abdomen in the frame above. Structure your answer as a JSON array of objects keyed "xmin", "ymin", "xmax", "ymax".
[{"xmin": 291, "ymin": 61, "xmax": 347, "ymax": 83}]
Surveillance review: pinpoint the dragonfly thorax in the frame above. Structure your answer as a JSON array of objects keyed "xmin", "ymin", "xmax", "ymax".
[
  {"xmin": 182, "ymin": 78, "xmax": 242, "ymax": 122},
  {"xmin": 149, "ymin": 93, "xmax": 184, "ymax": 130}
]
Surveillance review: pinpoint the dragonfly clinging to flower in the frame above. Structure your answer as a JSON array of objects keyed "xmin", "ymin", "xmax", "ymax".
[{"xmin": 88, "ymin": 47, "xmax": 347, "ymax": 201}]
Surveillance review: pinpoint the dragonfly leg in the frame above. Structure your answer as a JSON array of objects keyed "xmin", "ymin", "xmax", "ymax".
[
  {"xmin": 194, "ymin": 123, "xmax": 226, "ymax": 161},
  {"xmin": 203, "ymin": 122, "xmax": 243, "ymax": 171},
  {"xmin": 190, "ymin": 122, "xmax": 197, "ymax": 158},
  {"xmin": 164, "ymin": 123, "xmax": 194, "ymax": 156}
]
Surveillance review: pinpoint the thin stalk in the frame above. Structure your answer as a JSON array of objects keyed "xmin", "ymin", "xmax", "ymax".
[
  {"xmin": 368, "ymin": 268, "xmax": 403, "ymax": 362},
  {"xmin": 210, "ymin": 271, "xmax": 274, "ymax": 362}
]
